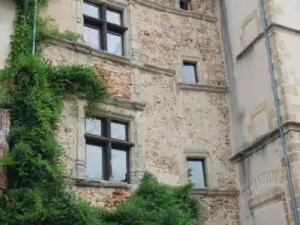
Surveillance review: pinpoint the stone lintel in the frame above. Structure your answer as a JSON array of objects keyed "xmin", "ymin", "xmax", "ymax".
[
  {"xmin": 190, "ymin": 188, "xmax": 240, "ymax": 197},
  {"xmin": 77, "ymin": 94, "xmax": 146, "ymax": 112},
  {"xmin": 75, "ymin": 179, "xmax": 132, "ymax": 190},
  {"xmin": 133, "ymin": 0, "xmax": 217, "ymax": 22},
  {"xmin": 177, "ymin": 82, "xmax": 228, "ymax": 93},
  {"xmin": 231, "ymin": 121, "xmax": 300, "ymax": 163},
  {"xmin": 237, "ymin": 23, "xmax": 300, "ymax": 61},
  {"xmin": 45, "ymin": 38, "xmax": 175, "ymax": 77}
]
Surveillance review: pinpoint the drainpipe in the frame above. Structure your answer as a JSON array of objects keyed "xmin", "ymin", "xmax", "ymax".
[
  {"xmin": 258, "ymin": 0, "xmax": 300, "ymax": 224},
  {"xmin": 32, "ymin": 0, "xmax": 37, "ymax": 55}
]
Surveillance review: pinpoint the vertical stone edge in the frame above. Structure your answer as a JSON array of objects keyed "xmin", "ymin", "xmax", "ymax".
[{"xmin": 0, "ymin": 109, "xmax": 10, "ymax": 193}]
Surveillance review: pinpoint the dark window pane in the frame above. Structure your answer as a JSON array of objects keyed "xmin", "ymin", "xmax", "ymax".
[
  {"xmin": 111, "ymin": 122, "xmax": 127, "ymax": 140},
  {"xmin": 86, "ymin": 145, "xmax": 103, "ymax": 180},
  {"xmin": 183, "ymin": 63, "xmax": 197, "ymax": 83},
  {"xmin": 111, "ymin": 149, "xmax": 127, "ymax": 182},
  {"xmin": 83, "ymin": 3, "xmax": 99, "ymax": 18},
  {"xmin": 107, "ymin": 9, "xmax": 121, "ymax": 25},
  {"xmin": 84, "ymin": 26, "xmax": 100, "ymax": 49},
  {"xmin": 107, "ymin": 32, "xmax": 122, "ymax": 56},
  {"xmin": 180, "ymin": 0, "xmax": 189, "ymax": 10},
  {"xmin": 187, "ymin": 159, "xmax": 206, "ymax": 188},
  {"xmin": 85, "ymin": 118, "xmax": 102, "ymax": 135}
]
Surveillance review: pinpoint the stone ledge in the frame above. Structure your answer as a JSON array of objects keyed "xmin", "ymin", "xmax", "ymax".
[
  {"xmin": 237, "ymin": 23, "xmax": 300, "ymax": 61},
  {"xmin": 191, "ymin": 189, "xmax": 240, "ymax": 197},
  {"xmin": 45, "ymin": 38, "xmax": 175, "ymax": 77},
  {"xmin": 133, "ymin": 0, "xmax": 217, "ymax": 22},
  {"xmin": 74, "ymin": 179, "xmax": 132, "ymax": 190},
  {"xmin": 77, "ymin": 95, "xmax": 146, "ymax": 112},
  {"xmin": 177, "ymin": 82, "xmax": 228, "ymax": 93},
  {"xmin": 231, "ymin": 121, "xmax": 300, "ymax": 163},
  {"xmin": 45, "ymin": 38, "xmax": 131, "ymax": 65},
  {"xmin": 249, "ymin": 187, "xmax": 284, "ymax": 210}
]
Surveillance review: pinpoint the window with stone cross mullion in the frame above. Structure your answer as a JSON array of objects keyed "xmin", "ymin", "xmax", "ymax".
[
  {"xmin": 83, "ymin": 1, "xmax": 127, "ymax": 56},
  {"xmin": 85, "ymin": 116, "xmax": 133, "ymax": 183}
]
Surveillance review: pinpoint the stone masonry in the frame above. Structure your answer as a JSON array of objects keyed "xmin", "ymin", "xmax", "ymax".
[{"xmin": 0, "ymin": 0, "xmax": 240, "ymax": 224}]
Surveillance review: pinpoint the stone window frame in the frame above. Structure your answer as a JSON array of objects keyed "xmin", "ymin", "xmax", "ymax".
[
  {"xmin": 78, "ymin": 0, "xmax": 134, "ymax": 58},
  {"xmin": 177, "ymin": 54, "xmax": 206, "ymax": 84},
  {"xmin": 73, "ymin": 99, "xmax": 143, "ymax": 189},
  {"xmin": 82, "ymin": 0, "xmax": 128, "ymax": 56},
  {"xmin": 184, "ymin": 149, "xmax": 217, "ymax": 190},
  {"xmin": 85, "ymin": 115, "xmax": 134, "ymax": 183}
]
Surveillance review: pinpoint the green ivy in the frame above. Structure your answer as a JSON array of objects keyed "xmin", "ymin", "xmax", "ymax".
[{"xmin": 0, "ymin": 0, "xmax": 200, "ymax": 224}]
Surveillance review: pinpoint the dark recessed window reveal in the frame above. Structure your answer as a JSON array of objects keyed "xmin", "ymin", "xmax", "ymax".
[
  {"xmin": 85, "ymin": 116, "xmax": 133, "ymax": 183},
  {"xmin": 83, "ymin": 1, "xmax": 127, "ymax": 56},
  {"xmin": 180, "ymin": 0, "xmax": 189, "ymax": 10}
]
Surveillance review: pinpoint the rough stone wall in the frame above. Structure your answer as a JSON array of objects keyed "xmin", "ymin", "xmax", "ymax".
[
  {"xmin": 136, "ymin": 4, "xmax": 225, "ymax": 85},
  {"xmin": 196, "ymin": 195, "xmax": 240, "ymax": 225},
  {"xmin": 40, "ymin": 0, "xmax": 239, "ymax": 224}
]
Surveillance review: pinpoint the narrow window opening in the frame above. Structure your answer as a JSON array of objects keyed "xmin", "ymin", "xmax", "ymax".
[
  {"xmin": 183, "ymin": 62, "xmax": 198, "ymax": 83},
  {"xmin": 187, "ymin": 158, "xmax": 207, "ymax": 189}
]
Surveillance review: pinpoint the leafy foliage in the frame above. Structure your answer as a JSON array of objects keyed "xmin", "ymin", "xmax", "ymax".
[{"xmin": 0, "ymin": 0, "xmax": 200, "ymax": 224}]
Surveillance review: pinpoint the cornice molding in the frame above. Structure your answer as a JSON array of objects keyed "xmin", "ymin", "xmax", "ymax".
[
  {"xmin": 133, "ymin": 0, "xmax": 217, "ymax": 22},
  {"xmin": 77, "ymin": 94, "xmax": 146, "ymax": 112},
  {"xmin": 237, "ymin": 23, "xmax": 300, "ymax": 61},
  {"xmin": 45, "ymin": 38, "xmax": 175, "ymax": 77},
  {"xmin": 231, "ymin": 121, "xmax": 300, "ymax": 163},
  {"xmin": 177, "ymin": 82, "xmax": 228, "ymax": 93},
  {"xmin": 74, "ymin": 179, "xmax": 132, "ymax": 190},
  {"xmin": 190, "ymin": 189, "xmax": 240, "ymax": 197}
]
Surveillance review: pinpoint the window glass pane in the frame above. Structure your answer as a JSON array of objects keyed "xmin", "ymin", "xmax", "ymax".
[
  {"xmin": 84, "ymin": 26, "xmax": 100, "ymax": 49},
  {"xmin": 187, "ymin": 160, "xmax": 206, "ymax": 188},
  {"xmin": 85, "ymin": 118, "xmax": 101, "ymax": 135},
  {"xmin": 183, "ymin": 63, "xmax": 197, "ymax": 83},
  {"xmin": 111, "ymin": 149, "xmax": 127, "ymax": 182},
  {"xmin": 86, "ymin": 145, "xmax": 103, "ymax": 180},
  {"xmin": 83, "ymin": 3, "xmax": 99, "ymax": 18},
  {"xmin": 107, "ymin": 32, "xmax": 122, "ymax": 56},
  {"xmin": 111, "ymin": 122, "xmax": 127, "ymax": 140},
  {"xmin": 107, "ymin": 10, "xmax": 121, "ymax": 25}
]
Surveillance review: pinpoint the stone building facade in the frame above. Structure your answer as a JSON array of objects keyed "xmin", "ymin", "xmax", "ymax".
[{"xmin": 8, "ymin": 0, "xmax": 300, "ymax": 225}]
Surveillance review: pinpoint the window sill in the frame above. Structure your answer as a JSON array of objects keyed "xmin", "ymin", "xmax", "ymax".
[
  {"xmin": 46, "ymin": 38, "xmax": 131, "ymax": 66},
  {"xmin": 190, "ymin": 188, "xmax": 239, "ymax": 197},
  {"xmin": 74, "ymin": 179, "xmax": 132, "ymax": 190},
  {"xmin": 177, "ymin": 82, "xmax": 228, "ymax": 93}
]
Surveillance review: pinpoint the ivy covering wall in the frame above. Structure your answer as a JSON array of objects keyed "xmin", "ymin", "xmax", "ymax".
[{"xmin": 0, "ymin": 0, "xmax": 200, "ymax": 224}]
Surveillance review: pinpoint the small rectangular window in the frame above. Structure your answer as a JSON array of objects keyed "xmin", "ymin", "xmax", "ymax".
[
  {"xmin": 85, "ymin": 117, "xmax": 133, "ymax": 183},
  {"xmin": 180, "ymin": 0, "xmax": 189, "ymax": 10},
  {"xmin": 183, "ymin": 62, "xmax": 197, "ymax": 83},
  {"xmin": 187, "ymin": 158, "xmax": 206, "ymax": 189},
  {"xmin": 83, "ymin": 1, "xmax": 127, "ymax": 56}
]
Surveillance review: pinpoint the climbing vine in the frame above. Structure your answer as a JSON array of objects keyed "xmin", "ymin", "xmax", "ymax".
[{"xmin": 0, "ymin": 0, "xmax": 200, "ymax": 224}]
